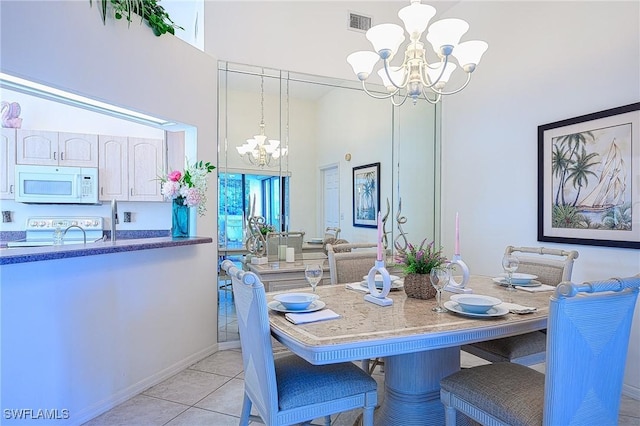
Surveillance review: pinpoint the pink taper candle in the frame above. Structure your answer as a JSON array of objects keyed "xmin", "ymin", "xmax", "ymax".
[
  {"xmin": 455, "ymin": 212, "xmax": 460, "ymax": 255},
  {"xmin": 377, "ymin": 211, "xmax": 383, "ymax": 261}
]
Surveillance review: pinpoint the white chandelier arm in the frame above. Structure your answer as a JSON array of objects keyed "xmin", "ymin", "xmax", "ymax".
[
  {"xmin": 419, "ymin": 88, "xmax": 442, "ymax": 104},
  {"xmin": 418, "ymin": 55, "xmax": 450, "ymax": 89},
  {"xmin": 429, "ymin": 72, "xmax": 472, "ymax": 96},
  {"xmin": 382, "ymin": 59, "xmax": 410, "ymax": 90},
  {"xmin": 390, "ymin": 92, "xmax": 411, "ymax": 107},
  {"xmin": 361, "ymin": 80, "xmax": 400, "ymax": 100}
]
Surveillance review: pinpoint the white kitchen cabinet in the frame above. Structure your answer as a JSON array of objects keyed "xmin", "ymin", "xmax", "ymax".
[
  {"xmin": 16, "ymin": 129, "xmax": 98, "ymax": 167},
  {"xmin": 166, "ymin": 130, "xmax": 185, "ymax": 172},
  {"xmin": 98, "ymin": 135, "xmax": 128, "ymax": 201},
  {"xmin": 0, "ymin": 128, "xmax": 16, "ymax": 199},
  {"xmin": 128, "ymin": 137, "xmax": 164, "ymax": 202}
]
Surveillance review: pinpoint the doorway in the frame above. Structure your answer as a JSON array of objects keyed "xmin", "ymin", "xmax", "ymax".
[{"xmin": 321, "ymin": 164, "xmax": 340, "ymax": 232}]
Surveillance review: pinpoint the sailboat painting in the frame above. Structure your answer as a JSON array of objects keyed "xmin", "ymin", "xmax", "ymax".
[
  {"xmin": 538, "ymin": 103, "xmax": 640, "ymax": 249},
  {"xmin": 550, "ymin": 123, "xmax": 632, "ymax": 231}
]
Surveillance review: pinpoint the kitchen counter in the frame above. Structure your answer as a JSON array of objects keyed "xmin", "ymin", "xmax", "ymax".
[{"xmin": 0, "ymin": 236, "xmax": 213, "ymax": 265}]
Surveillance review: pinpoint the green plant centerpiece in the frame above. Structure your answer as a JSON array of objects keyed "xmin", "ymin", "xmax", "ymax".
[
  {"xmin": 90, "ymin": 0, "xmax": 183, "ymax": 36},
  {"xmin": 396, "ymin": 239, "xmax": 447, "ymax": 299}
]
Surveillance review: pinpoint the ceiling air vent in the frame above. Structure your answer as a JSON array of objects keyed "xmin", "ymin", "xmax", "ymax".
[{"xmin": 348, "ymin": 12, "xmax": 372, "ymax": 32}]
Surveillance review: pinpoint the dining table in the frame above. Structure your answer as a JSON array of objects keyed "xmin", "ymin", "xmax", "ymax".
[{"xmin": 268, "ymin": 275, "xmax": 553, "ymax": 425}]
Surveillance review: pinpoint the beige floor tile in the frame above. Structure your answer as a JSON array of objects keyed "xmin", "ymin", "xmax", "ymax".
[
  {"xmin": 164, "ymin": 406, "xmax": 240, "ymax": 426},
  {"xmin": 189, "ymin": 349, "xmax": 244, "ymax": 377},
  {"xmin": 82, "ymin": 394, "xmax": 187, "ymax": 426},
  {"xmin": 621, "ymin": 394, "xmax": 640, "ymax": 418},
  {"xmin": 142, "ymin": 369, "xmax": 231, "ymax": 406},
  {"xmin": 195, "ymin": 377, "xmax": 246, "ymax": 417}
]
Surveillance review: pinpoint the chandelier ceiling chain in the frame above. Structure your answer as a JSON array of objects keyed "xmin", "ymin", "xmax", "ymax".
[
  {"xmin": 236, "ymin": 71, "xmax": 288, "ymax": 167},
  {"xmin": 347, "ymin": 0, "xmax": 488, "ymax": 106}
]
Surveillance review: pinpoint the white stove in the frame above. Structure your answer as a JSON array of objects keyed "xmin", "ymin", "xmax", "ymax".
[{"xmin": 7, "ymin": 216, "xmax": 105, "ymax": 248}]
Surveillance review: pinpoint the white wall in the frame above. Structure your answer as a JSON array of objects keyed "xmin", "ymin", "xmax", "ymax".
[
  {"xmin": 1, "ymin": 0, "xmax": 220, "ymax": 421},
  {"xmin": 439, "ymin": 1, "xmax": 640, "ymax": 396}
]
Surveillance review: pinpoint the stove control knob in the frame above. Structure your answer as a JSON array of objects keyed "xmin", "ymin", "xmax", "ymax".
[
  {"xmin": 71, "ymin": 221, "xmax": 78, "ymax": 226},
  {"xmin": 38, "ymin": 221, "xmax": 46, "ymax": 227}
]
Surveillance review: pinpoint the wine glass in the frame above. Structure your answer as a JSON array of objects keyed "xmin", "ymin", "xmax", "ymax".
[
  {"xmin": 429, "ymin": 264, "xmax": 451, "ymax": 313},
  {"xmin": 501, "ymin": 254, "xmax": 520, "ymax": 291},
  {"xmin": 305, "ymin": 264, "xmax": 323, "ymax": 293}
]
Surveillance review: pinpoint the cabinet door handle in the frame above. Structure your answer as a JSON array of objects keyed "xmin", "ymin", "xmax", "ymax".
[
  {"xmin": 9, "ymin": 185, "xmax": 13, "ymax": 194},
  {"xmin": 53, "ymin": 152, "xmax": 57, "ymax": 160},
  {"xmin": 130, "ymin": 188, "xmax": 133, "ymax": 196},
  {"xmin": 60, "ymin": 152, "xmax": 64, "ymax": 160},
  {"xmin": 101, "ymin": 187, "xmax": 103, "ymax": 196}
]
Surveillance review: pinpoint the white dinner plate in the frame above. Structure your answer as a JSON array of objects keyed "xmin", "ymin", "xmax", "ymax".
[
  {"xmin": 360, "ymin": 280, "xmax": 404, "ymax": 290},
  {"xmin": 444, "ymin": 301, "xmax": 509, "ymax": 318},
  {"xmin": 362, "ymin": 274, "xmax": 400, "ymax": 282},
  {"xmin": 268, "ymin": 300, "xmax": 326, "ymax": 313},
  {"xmin": 492, "ymin": 277, "xmax": 542, "ymax": 287},
  {"xmin": 497, "ymin": 272, "xmax": 538, "ymax": 284}
]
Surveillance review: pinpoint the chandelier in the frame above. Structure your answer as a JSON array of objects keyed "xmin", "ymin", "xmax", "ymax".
[
  {"xmin": 236, "ymin": 74, "xmax": 287, "ymax": 167},
  {"xmin": 347, "ymin": 0, "xmax": 488, "ymax": 106}
]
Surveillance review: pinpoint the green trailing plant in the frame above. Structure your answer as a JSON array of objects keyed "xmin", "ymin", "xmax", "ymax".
[{"xmin": 90, "ymin": 0, "xmax": 183, "ymax": 37}]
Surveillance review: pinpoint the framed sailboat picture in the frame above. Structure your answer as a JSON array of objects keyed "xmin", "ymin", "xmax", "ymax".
[
  {"xmin": 353, "ymin": 162, "xmax": 380, "ymax": 228},
  {"xmin": 538, "ymin": 102, "xmax": 640, "ymax": 248}
]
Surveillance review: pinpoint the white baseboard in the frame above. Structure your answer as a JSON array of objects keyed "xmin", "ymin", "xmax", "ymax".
[
  {"xmin": 70, "ymin": 344, "xmax": 219, "ymax": 425},
  {"xmin": 622, "ymin": 383, "xmax": 640, "ymax": 400}
]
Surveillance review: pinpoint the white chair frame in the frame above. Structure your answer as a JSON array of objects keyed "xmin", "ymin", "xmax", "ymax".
[
  {"xmin": 441, "ymin": 275, "xmax": 640, "ymax": 426},
  {"xmin": 462, "ymin": 245, "xmax": 579, "ymax": 365},
  {"xmin": 221, "ymin": 259, "xmax": 377, "ymax": 426}
]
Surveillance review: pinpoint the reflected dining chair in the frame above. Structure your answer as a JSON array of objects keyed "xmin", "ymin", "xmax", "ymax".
[
  {"xmin": 326, "ymin": 242, "xmax": 385, "ymax": 374},
  {"xmin": 324, "ymin": 227, "xmax": 341, "ymax": 241},
  {"xmin": 462, "ymin": 245, "xmax": 579, "ymax": 365},
  {"xmin": 326, "ymin": 242, "xmax": 378, "ymax": 285},
  {"xmin": 266, "ymin": 231, "xmax": 305, "ymax": 261},
  {"xmin": 441, "ymin": 275, "xmax": 640, "ymax": 426},
  {"xmin": 221, "ymin": 259, "xmax": 377, "ymax": 426}
]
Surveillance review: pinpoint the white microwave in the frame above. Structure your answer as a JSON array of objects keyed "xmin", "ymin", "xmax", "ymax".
[{"xmin": 14, "ymin": 165, "xmax": 99, "ymax": 204}]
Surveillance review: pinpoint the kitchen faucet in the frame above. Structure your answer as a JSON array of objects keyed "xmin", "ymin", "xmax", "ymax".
[
  {"xmin": 111, "ymin": 199, "xmax": 118, "ymax": 242},
  {"xmin": 62, "ymin": 225, "xmax": 87, "ymax": 244}
]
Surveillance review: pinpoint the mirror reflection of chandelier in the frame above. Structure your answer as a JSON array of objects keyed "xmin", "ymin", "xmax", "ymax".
[
  {"xmin": 347, "ymin": 0, "xmax": 488, "ymax": 106},
  {"xmin": 236, "ymin": 74, "xmax": 287, "ymax": 167}
]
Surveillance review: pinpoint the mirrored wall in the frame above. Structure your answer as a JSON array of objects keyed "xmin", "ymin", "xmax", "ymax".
[{"xmin": 217, "ymin": 62, "xmax": 441, "ymax": 342}]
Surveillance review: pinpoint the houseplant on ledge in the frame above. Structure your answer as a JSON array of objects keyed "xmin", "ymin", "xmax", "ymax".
[
  {"xmin": 90, "ymin": 0, "xmax": 183, "ymax": 37},
  {"xmin": 396, "ymin": 239, "xmax": 447, "ymax": 299},
  {"xmin": 160, "ymin": 160, "xmax": 215, "ymax": 238}
]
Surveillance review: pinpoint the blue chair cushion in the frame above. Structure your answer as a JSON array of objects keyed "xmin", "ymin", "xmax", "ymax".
[
  {"xmin": 440, "ymin": 363, "xmax": 544, "ymax": 426},
  {"xmin": 275, "ymin": 354, "xmax": 377, "ymax": 410}
]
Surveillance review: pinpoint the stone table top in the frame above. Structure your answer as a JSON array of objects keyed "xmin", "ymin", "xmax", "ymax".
[{"xmin": 268, "ymin": 275, "xmax": 551, "ymax": 364}]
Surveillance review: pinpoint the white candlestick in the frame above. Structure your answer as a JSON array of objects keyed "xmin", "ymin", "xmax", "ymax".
[
  {"xmin": 455, "ymin": 212, "xmax": 460, "ymax": 256},
  {"xmin": 377, "ymin": 211, "xmax": 383, "ymax": 261}
]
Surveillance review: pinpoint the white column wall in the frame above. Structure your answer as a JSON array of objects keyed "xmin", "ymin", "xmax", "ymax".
[{"xmin": 439, "ymin": 1, "xmax": 640, "ymax": 396}]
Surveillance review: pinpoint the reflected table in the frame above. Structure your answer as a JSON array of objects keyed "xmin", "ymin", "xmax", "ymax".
[{"xmin": 268, "ymin": 276, "xmax": 551, "ymax": 425}]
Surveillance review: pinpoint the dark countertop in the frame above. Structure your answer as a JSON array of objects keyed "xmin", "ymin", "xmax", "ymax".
[{"xmin": 0, "ymin": 236, "xmax": 214, "ymax": 265}]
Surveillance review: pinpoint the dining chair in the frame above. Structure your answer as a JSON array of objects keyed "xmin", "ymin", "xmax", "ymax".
[
  {"xmin": 326, "ymin": 242, "xmax": 385, "ymax": 374},
  {"xmin": 324, "ymin": 226, "xmax": 341, "ymax": 241},
  {"xmin": 221, "ymin": 259, "xmax": 377, "ymax": 426},
  {"xmin": 461, "ymin": 245, "xmax": 579, "ymax": 365},
  {"xmin": 266, "ymin": 231, "xmax": 305, "ymax": 261},
  {"xmin": 441, "ymin": 275, "xmax": 640, "ymax": 426}
]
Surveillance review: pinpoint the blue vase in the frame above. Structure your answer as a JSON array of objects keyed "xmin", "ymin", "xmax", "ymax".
[{"xmin": 172, "ymin": 199, "xmax": 189, "ymax": 238}]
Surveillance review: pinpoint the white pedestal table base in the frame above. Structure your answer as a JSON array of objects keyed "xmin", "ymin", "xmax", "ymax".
[{"xmin": 375, "ymin": 346, "xmax": 461, "ymax": 425}]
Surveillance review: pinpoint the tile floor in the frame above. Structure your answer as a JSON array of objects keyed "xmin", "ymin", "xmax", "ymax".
[{"xmin": 84, "ymin": 348, "xmax": 639, "ymax": 426}]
